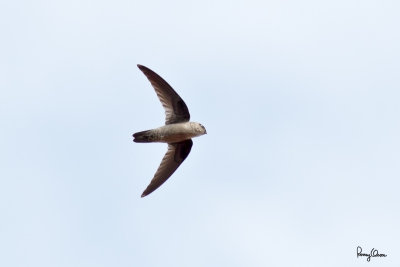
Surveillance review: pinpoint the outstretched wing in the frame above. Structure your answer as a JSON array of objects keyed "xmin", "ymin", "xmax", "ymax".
[
  {"xmin": 137, "ymin": 64, "xmax": 190, "ymax": 125},
  {"xmin": 141, "ymin": 139, "xmax": 193, "ymax": 197}
]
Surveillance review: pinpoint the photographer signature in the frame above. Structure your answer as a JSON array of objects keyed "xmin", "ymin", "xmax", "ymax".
[{"xmin": 357, "ymin": 246, "xmax": 387, "ymax": 262}]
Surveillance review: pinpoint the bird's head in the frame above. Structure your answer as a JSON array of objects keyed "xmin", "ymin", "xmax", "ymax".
[{"xmin": 191, "ymin": 122, "xmax": 207, "ymax": 136}]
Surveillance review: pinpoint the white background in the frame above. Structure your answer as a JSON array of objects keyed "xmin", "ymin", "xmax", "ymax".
[{"xmin": 1, "ymin": 0, "xmax": 399, "ymax": 266}]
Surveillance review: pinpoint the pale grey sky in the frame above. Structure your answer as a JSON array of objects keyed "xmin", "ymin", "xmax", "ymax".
[{"xmin": 1, "ymin": 0, "xmax": 399, "ymax": 266}]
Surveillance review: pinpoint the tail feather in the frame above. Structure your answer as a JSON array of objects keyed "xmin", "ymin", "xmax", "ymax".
[{"xmin": 133, "ymin": 130, "xmax": 155, "ymax": 143}]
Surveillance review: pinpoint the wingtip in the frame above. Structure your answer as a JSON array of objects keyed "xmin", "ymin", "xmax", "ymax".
[
  {"xmin": 137, "ymin": 64, "xmax": 151, "ymax": 74},
  {"xmin": 137, "ymin": 64, "xmax": 147, "ymax": 70},
  {"xmin": 141, "ymin": 192, "xmax": 147, "ymax": 198}
]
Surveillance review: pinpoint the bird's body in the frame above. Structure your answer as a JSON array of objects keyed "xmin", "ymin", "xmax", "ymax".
[
  {"xmin": 133, "ymin": 65, "xmax": 206, "ymax": 197},
  {"xmin": 134, "ymin": 122, "xmax": 205, "ymax": 143}
]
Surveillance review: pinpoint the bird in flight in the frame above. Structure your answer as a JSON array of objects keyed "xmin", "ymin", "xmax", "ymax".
[{"xmin": 133, "ymin": 65, "xmax": 207, "ymax": 198}]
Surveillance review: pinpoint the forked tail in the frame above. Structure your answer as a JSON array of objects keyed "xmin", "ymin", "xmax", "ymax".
[{"xmin": 133, "ymin": 130, "xmax": 156, "ymax": 143}]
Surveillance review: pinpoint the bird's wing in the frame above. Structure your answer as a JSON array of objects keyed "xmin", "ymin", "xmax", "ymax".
[
  {"xmin": 137, "ymin": 64, "xmax": 190, "ymax": 125},
  {"xmin": 141, "ymin": 139, "xmax": 193, "ymax": 197}
]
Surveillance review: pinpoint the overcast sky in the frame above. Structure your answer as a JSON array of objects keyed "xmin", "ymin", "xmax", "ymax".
[{"xmin": 1, "ymin": 0, "xmax": 399, "ymax": 266}]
